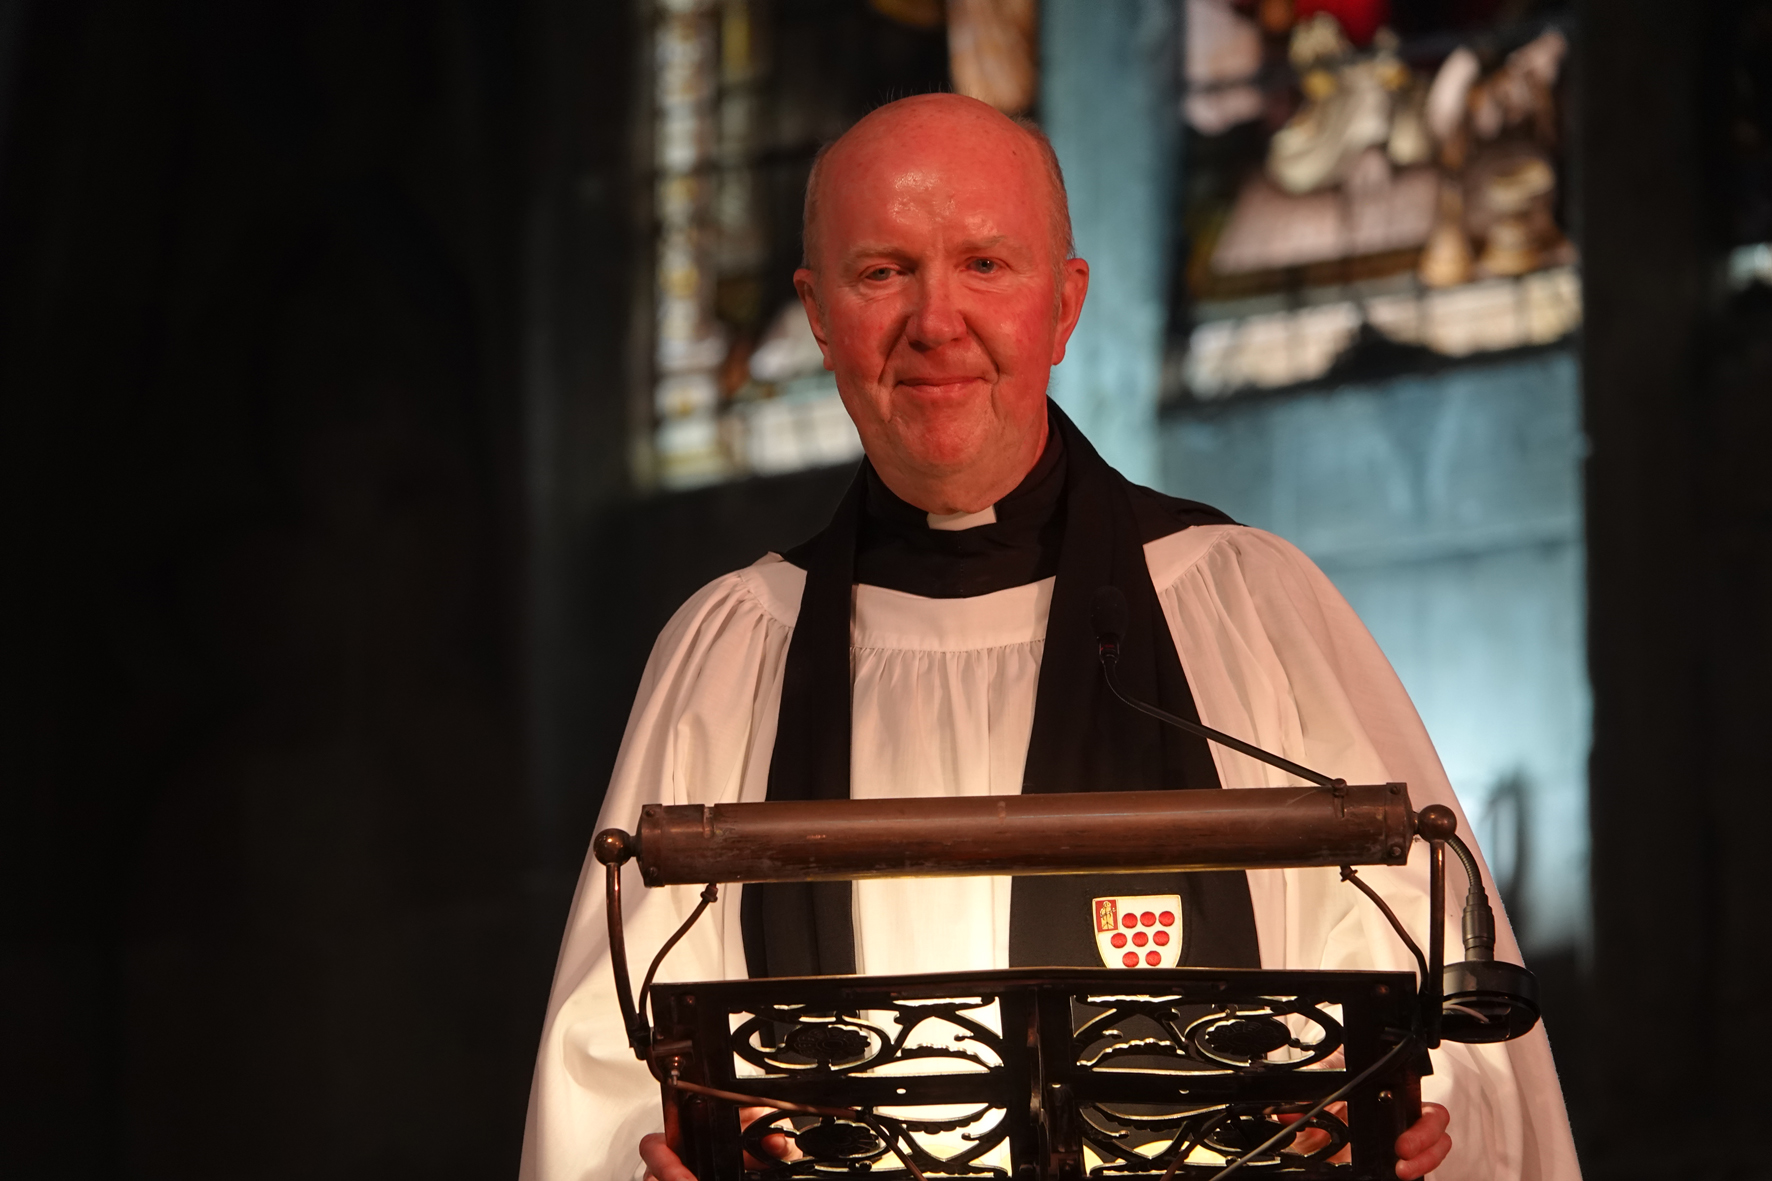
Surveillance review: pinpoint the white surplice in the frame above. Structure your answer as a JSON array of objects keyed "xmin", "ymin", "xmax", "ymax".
[{"xmin": 520, "ymin": 524, "xmax": 1582, "ymax": 1181}]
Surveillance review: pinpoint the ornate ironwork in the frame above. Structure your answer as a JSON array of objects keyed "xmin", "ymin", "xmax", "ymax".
[{"xmin": 650, "ymin": 967, "xmax": 1423, "ymax": 1180}]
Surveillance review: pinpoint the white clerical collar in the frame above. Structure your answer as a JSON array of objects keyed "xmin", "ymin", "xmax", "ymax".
[{"xmin": 926, "ymin": 505, "xmax": 998, "ymax": 531}]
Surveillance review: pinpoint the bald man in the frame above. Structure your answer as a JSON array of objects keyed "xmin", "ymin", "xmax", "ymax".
[{"xmin": 520, "ymin": 96, "xmax": 1580, "ymax": 1181}]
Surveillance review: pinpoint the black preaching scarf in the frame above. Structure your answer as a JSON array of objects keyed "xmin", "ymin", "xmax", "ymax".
[{"xmin": 740, "ymin": 402, "xmax": 1259, "ymax": 977}]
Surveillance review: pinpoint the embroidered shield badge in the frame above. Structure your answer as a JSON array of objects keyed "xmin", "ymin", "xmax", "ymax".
[{"xmin": 1092, "ymin": 894, "xmax": 1183, "ymax": 969}]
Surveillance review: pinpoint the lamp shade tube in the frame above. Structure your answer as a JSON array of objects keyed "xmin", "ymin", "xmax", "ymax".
[{"xmin": 627, "ymin": 783, "xmax": 1414, "ymax": 887}]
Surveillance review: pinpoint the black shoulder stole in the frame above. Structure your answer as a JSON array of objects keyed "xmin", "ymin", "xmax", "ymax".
[{"xmin": 743, "ymin": 404, "xmax": 1259, "ymax": 977}]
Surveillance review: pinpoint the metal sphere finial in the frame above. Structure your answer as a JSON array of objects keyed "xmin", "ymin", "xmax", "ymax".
[
  {"xmin": 1415, "ymin": 804, "xmax": 1458, "ymax": 842},
  {"xmin": 594, "ymin": 828, "xmax": 635, "ymax": 866}
]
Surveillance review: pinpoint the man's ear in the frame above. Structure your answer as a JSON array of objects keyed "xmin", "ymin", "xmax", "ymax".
[
  {"xmin": 793, "ymin": 269, "xmax": 836, "ymax": 371},
  {"xmin": 1050, "ymin": 257, "xmax": 1090, "ymax": 366}
]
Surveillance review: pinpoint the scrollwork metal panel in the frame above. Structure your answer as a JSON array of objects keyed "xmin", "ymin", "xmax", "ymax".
[{"xmin": 651, "ymin": 967, "xmax": 1421, "ymax": 1181}]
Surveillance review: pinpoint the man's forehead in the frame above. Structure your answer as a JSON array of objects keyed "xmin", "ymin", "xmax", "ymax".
[
  {"xmin": 837, "ymin": 232, "xmax": 1013, "ymax": 264},
  {"xmin": 804, "ymin": 95, "xmax": 1068, "ymax": 268},
  {"xmin": 833, "ymin": 190, "xmax": 1039, "ymax": 262},
  {"xmin": 883, "ymin": 167, "xmax": 957, "ymax": 221}
]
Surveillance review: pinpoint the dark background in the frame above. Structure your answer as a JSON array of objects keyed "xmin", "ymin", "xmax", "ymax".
[{"xmin": 1, "ymin": 1, "xmax": 1768, "ymax": 1177}]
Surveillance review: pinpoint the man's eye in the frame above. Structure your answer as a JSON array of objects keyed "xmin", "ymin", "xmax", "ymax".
[
  {"xmin": 864, "ymin": 266, "xmax": 895, "ymax": 281},
  {"xmin": 970, "ymin": 258, "xmax": 999, "ymax": 274}
]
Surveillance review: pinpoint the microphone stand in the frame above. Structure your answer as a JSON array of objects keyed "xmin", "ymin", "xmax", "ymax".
[
  {"xmin": 1088, "ymin": 584, "xmax": 1536, "ymax": 1048},
  {"xmin": 1096, "ymin": 650, "xmax": 1345, "ymax": 790}
]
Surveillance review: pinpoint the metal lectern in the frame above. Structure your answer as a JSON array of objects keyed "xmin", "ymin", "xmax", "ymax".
[{"xmin": 592, "ymin": 784, "xmax": 1540, "ymax": 1181}]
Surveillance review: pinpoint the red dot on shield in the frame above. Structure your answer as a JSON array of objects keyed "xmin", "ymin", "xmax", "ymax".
[
  {"xmin": 1122, "ymin": 951, "xmax": 1139, "ymax": 967},
  {"xmin": 1154, "ymin": 930, "xmax": 1171, "ymax": 946},
  {"xmin": 1145, "ymin": 951, "xmax": 1161, "ymax": 966},
  {"xmin": 1121, "ymin": 913, "xmax": 1137, "ymax": 930},
  {"xmin": 1160, "ymin": 911, "xmax": 1175, "ymax": 926},
  {"xmin": 1132, "ymin": 931, "xmax": 1149, "ymax": 947},
  {"xmin": 1140, "ymin": 911, "xmax": 1156, "ymax": 926},
  {"xmin": 1111, "ymin": 933, "xmax": 1127, "ymax": 948}
]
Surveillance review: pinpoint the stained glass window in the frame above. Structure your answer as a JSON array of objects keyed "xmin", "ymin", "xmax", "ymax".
[
  {"xmin": 1171, "ymin": 1, "xmax": 1581, "ymax": 401},
  {"xmin": 645, "ymin": 0, "xmax": 953, "ymax": 489}
]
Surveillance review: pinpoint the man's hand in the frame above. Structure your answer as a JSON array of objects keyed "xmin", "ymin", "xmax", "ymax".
[
  {"xmin": 1277, "ymin": 1100, "xmax": 1450, "ymax": 1178},
  {"xmin": 1394, "ymin": 1102, "xmax": 1452, "ymax": 1180},
  {"xmin": 641, "ymin": 1110, "xmax": 798, "ymax": 1181},
  {"xmin": 639, "ymin": 1133, "xmax": 695, "ymax": 1181}
]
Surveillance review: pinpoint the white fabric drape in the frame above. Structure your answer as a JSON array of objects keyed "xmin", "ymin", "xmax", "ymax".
[{"xmin": 519, "ymin": 525, "xmax": 1580, "ymax": 1181}]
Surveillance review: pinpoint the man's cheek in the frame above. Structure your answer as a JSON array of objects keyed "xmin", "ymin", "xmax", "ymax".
[
  {"xmin": 828, "ymin": 311, "xmax": 898, "ymax": 375},
  {"xmin": 976, "ymin": 306, "xmax": 1049, "ymax": 364}
]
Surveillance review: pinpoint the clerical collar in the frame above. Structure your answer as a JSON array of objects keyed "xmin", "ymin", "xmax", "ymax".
[
  {"xmin": 851, "ymin": 425, "xmax": 1068, "ymax": 598},
  {"xmin": 927, "ymin": 505, "xmax": 997, "ymax": 530}
]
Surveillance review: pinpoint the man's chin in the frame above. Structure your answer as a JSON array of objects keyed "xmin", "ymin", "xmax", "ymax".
[
  {"xmin": 849, "ymin": 383, "xmax": 1043, "ymax": 480},
  {"xmin": 884, "ymin": 421, "xmax": 1000, "ymax": 473}
]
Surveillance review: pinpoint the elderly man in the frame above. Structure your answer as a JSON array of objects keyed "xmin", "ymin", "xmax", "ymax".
[{"xmin": 520, "ymin": 95, "xmax": 1579, "ymax": 1181}]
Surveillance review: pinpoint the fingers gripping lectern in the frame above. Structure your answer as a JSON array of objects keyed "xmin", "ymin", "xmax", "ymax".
[{"xmin": 593, "ymin": 783, "xmax": 1542, "ymax": 1181}]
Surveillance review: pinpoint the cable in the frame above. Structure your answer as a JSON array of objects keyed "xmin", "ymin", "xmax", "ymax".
[
  {"xmin": 862, "ymin": 1115, "xmax": 931, "ymax": 1181},
  {"xmin": 1339, "ymin": 865, "xmax": 1429, "ymax": 985},
  {"xmin": 669, "ymin": 1078, "xmax": 856, "ymax": 1120},
  {"xmin": 1157, "ymin": 1109, "xmax": 1235, "ymax": 1181},
  {"xmin": 638, "ymin": 883, "xmax": 720, "ymax": 1020},
  {"xmin": 1203, "ymin": 1037, "xmax": 1418, "ymax": 1181},
  {"xmin": 666, "ymin": 1078, "xmax": 929, "ymax": 1181}
]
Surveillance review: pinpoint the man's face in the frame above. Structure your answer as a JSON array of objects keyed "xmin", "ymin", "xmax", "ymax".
[{"xmin": 794, "ymin": 99, "xmax": 1089, "ymax": 513}]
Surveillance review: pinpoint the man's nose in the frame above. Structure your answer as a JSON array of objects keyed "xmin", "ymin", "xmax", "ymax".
[{"xmin": 905, "ymin": 269, "xmax": 966, "ymax": 350}]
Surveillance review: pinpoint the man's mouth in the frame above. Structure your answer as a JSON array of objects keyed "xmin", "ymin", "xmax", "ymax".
[{"xmin": 898, "ymin": 376, "xmax": 988, "ymax": 394}]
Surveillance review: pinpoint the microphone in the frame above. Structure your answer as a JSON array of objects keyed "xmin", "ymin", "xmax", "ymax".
[
  {"xmin": 1091, "ymin": 585, "xmax": 1128, "ymax": 663},
  {"xmin": 1439, "ymin": 834, "xmax": 1541, "ymax": 1042}
]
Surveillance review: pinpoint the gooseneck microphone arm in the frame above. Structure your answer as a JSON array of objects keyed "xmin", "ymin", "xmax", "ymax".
[
  {"xmin": 1089, "ymin": 585, "xmax": 1342, "ymax": 789},
  {"xmin": 1093, "ymin": 585, "xmax": 1501, "ymax": 965},
  {"xmin": 1092, "ymin": 584, "xmax": 1540, "ymax": 1045},
  {"xmin": 1446, "ymin": 831, "xmax": 1495, "ymax": 960}
]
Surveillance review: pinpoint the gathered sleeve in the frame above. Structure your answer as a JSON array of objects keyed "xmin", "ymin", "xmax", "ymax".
[
  {"xmin": 1150, "ymin": 525, "xmax": 1581, "ymax": 1181},
  {"xmin": 519, "ymin": 568, "xmax": 795, "ymax": 1181}
]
